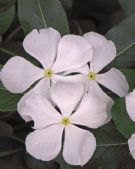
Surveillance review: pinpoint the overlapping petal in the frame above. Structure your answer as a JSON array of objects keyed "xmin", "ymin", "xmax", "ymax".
[
  {"xmin": 17, "ymin": 78, "xmax": 50, "ymax": 116},
  {"xmin": 83, "ymin": 32, "xmax": 116, "ymax": 73},
  {"xmin": 52, "ymin": 74, "xmax": 88, "ymax": 93},
  {"xmin": 50, "ymin": 82, "xmax": 84, "ymax": 116},
  {"xmin": 63, "ymin": 125, "xmax": 96, "ymax": 166},
  {"xmin": 23, "ymin": 28, "xmax": 61, "ymax": 68},
  {"xmin": 126, "ymin": 90, "xmax": 135, "ymax": 122},
  {"xmin": 26, "ymin": 124, "xmax": 64, "ymax": 161},
  {"xmin": 128, "ymin": 134, "xmax": 135, "ymax": 160},
  {"xmin": 52, "ymin": 35, "xmax": 93, "ymax": 73},
  {"xmin": 96, "ymin": 68, "xmax": 129, "ymax": 97},
  {"xmin": 2, "ymin": 28, "xmax": 127, "ymax": 166},
  {"xmin": 88, "ymin": 80, "xmax": 114, "ymax": 123},
  {"xmin": 71, "ymin": 93, "xmax": 107, "ymax": 128},
  {"xmin": 1, "ymin": 56, "xmax": 44, "ymax": 93},
  {"xmin": 61, "ymin": 64, "xmax": 90, "ymax": 76},
  {"xmin": 19, "ymin": 95, "xmax": 62, "ymax": 129}
]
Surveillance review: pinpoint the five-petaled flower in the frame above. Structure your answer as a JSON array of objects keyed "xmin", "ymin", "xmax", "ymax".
[
  {"xmin": 0, "ymin": 28, "xmax": 130, "ymax": 166},
  {"xmin": 70, "ymin": 32, "xmax": 129, "ymax": 122},
  {"xmin": 1, "ymin": 28, "xmax": 92, "ymax": 113},
  {"xmin": 19, "ymin": 82, "xmax": 107, "ymax": 166}
]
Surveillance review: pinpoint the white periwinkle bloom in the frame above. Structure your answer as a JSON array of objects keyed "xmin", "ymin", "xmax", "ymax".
[
  {"xmin": 126, "ymin": 89, "xmax": 135, "ymax": 122},
  {"xmin": 128, "ymin": 134, "xmax": 135, "ymax": 160},
  {"xmin": 77, "ymin": 32, "xmax": 129, "ymax": 121},
  {"xmin": 1, "ymin": 28, "xmax": 92, "ymax": 111},
  {"xmin": 19, "ymin": 82, "xmax": 107, "ymax": 166}
]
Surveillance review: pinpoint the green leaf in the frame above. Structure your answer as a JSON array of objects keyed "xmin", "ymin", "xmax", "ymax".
[
  {"xmin": 87, "ymin": 122, "xmax": 131, "ymax": 169},
  {"xmin": 119, "ymin": 0, "xmax": 135, "ymax": 16},
  {"xmin": 0, "ymin": 83, "xmax": 22, "ymax": 112},
  {"xmin": 106, "ymin": 13, "xmax": 135, "ymax": 68},
  {"xmin": 0, "ymin": 5, "xmax": 15, "ymax": 34},
  {"xmin": 18, "ymin": 0, "xmax": 69, "ymax": 35},
  {"xmin": 120, "ymin": 68, "xmax": 135, "ymax": 91},
  {"xmin": 112, "ymin": 98, "xmax": 135, "ymax": 139}
]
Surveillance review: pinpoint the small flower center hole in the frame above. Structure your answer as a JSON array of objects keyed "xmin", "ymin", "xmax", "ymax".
[
  {"xmin": 44, "ymin": 69, "xmax": 54, "ymax": 78},
  {"xmin": 61, "ymin": 117, "xmax": 70, "ymax": 126},
  {"xmin": 87, "ymin": 72, "xmax": 96, "ymax": 80}
]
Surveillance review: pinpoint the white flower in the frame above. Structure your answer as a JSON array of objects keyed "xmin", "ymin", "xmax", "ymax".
[
  {"xmin": 19, "ymin": 82, "xmax": 107, "ymax": 166},
  {"xmin": 128, "ymin": 134, "xmax": 135, "ymax": 160},
  {"xmin": 71, "ymin": 32, "xmax": 129, "ymax": 122},
  {"xmin": 126, "ymin": 89, "xmax": 135, "ymax": 122},
  {"xmin": 1, "ymin": 28, "xmax": 92, "ymax": 113}
]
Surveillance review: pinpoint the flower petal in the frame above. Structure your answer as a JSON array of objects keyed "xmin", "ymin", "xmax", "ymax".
[
  {"xmin": 1, "ymin": 56, "xmax": 44, "ymax": 93},
  {"xmin": 62, "ymin": 64, "xmax": 89, "ymax": 76},
  {"xmin": 50, "ymin": 81, "xmax": 84, "ymax": 117},
  {"xmin": 63, "ymin": 124, "xmax": 96, "ymax": 166},
  {"xmin": 17, "ymin": 78, "xmax": 50, "ymax": 117},
  {"xmin": 26, "ymin": 124, "xmax": 64, "ymax": 161},
  {"xmin": 97, "ymin": 68, "xmax": 129, "ymax": 97},
  {"xmin": 71, "ymin": 93, "xmax": 107, "ymax": 128},
  {"xmin": 23, "ymin": 28, "xmax": 61, "ymax": 68},
  {"xmin": 128, "ymin": 134, "xmax": 135, "ymax": 160},
  {"xmin": 19, "ymin": 95, "xmax": 62, "ymax": 129},
  {"xmin": 83, "ymin": 32, "xmax": 116, "ymax": 73},
  {"xmin": 126, "ymin": 90, "xmax": 135, "ymax": 122},
  {"xmin": 52, "ymin": 35, "xmax": 93, "ymax": 73},
  {"xmin": 88, "ymin": 80, "xmax": 114, "ymax": 123},
  {"xmin": 52, "ymin": 74, "xmax": 88, "ymax": 93}
]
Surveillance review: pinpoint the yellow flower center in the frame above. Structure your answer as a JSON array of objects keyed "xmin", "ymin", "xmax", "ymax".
[
  {"xmin": 87, "ymin": 72, "xmax": 96, "ymax": 80},
  {"xmin": 44, "ymin": 69, "xmax": 54, "ymax": 78},
  {"xmin": 61, "ymin": 117, "xmax": 70, "ymax": 126}
]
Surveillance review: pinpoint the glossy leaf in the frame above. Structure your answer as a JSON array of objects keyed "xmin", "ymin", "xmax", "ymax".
[
  {"xmin": 112, "ymin": 98, "xmax": 135, "ymax": 139},
  {"xmin": 18, "ymin": 0, "xmax": 69, "ymax": 35},
  {"xmin": 119, "ymin": 0, "xmax": 135, "ymax": 16},
  {"xmin": 86, "ymin": 122, "xmax": 132, "ymax": 169},
  {"xmin": 0, "ymin": 5, "xmax": 15, "ymax": 34},
  {"xmin": 106, "ymin": 13, "xmax": 135, "ymax": 68}
]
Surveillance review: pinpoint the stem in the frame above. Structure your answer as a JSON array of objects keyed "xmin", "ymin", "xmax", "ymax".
[
  {"xmin": 0, "ymin": 47, "xmax": 18, "ymax": 56},
  {"xmin": 0, "ymin": 148, "xmax": 22, "ymax": 157},
  {"xmin": 12, "ymin": 136, "xmax": 25, "ymax": 144},
  {"xmin": 97, "ymin": 142, "xmax": 127, "ymax": 147},
  {"xmin": 5, "ymin": 26, "xmax": 21, "ymax": 43},
  {"xmin": 117, "ymin": 42, "xmax": 135, "ymax": 57},
  {"xmin": 37, "ymin": 0, "xmax": 47, "ymax": 28}
]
